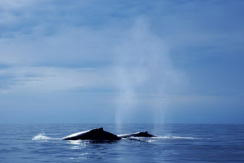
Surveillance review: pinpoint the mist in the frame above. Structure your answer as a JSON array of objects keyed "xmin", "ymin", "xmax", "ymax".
[{"xmin": 113, "ymin": 19, "xmax": 184, "ymax": 124}]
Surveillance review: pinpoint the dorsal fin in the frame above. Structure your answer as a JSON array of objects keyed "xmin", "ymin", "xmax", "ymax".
[{"xmin": 97, "ymin": 127, "xmax": 103, "ymax": 131}]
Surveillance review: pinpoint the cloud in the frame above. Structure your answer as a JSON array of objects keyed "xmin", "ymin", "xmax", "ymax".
[
  {"xmin": 0, "ymin": 0, "xmax": 243, "ymax": 123},
  {"xmin": 0, "ymin": 26, "xmax": 119, "ymax": 66},
  {"xmin": 0, "ymin": 0, "xmax": 39, "ymax": 26},
  {"xmin": 0, "ymin": 17, "xmax": 185, "ymax": 99},
  {"xmin": 0, "ymin": 66, "xmax": 118, "ymax": 94},
  {"xmin": 0, "ymin": 0, "xmax": 37, "ymax": 11},
  {"xmin": 0, "ymin": 0, "xmax": 242, "ymax": 97}
]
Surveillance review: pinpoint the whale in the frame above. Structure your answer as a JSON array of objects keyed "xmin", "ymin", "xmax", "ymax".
[
  {"xmin": 63, "ymin": 128, "xmax": 121, "ymax": 141},
  {"xmin": 119, "ymin": 131, "xmax": 155, "ymax": 138},
  {"xmin": 63, "ymin": 128, "xmax": 155, "ymax": 141}
]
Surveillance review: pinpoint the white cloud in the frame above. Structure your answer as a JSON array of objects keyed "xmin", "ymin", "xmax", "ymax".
[
  {"xmin": 0, "ymin": 0, "xmax": 39, "ymax": 25},
  {"xmin": 0, "ymin": 17, "xmax": 185, "ymax": 95},
  {"xmin": 0, "ymin": 13, "xmax": 186, "ymax": 125},
  {"xmin": 0, "ymin": 25, "xmax": 122, "ymax": 66},
  {"xmin": 0, "ymin": 66, "xmax": 117, "ymax": 94},
  {"xmin": 0, "ymin": 0, "xmax": 36, "ymax": 9}
]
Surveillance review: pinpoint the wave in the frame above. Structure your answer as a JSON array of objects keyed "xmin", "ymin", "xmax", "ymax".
[
  {"xmin": 154, "ymin": 136, "xmax": 200, "ymax": 140},
  {"xmin": 32, "ymin": 133, "xmax": 61, "ymax": 141},
  {"xmin": 32, "ymin": 133, "xmax": 199, "ymax": 141},
  {"xmin": 122, "ymin": 135, "xmax": 200, "ymax": 143}
]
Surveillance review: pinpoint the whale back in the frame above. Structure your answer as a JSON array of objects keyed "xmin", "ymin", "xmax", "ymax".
[
  {"xmin": 63, "ymin": 128, "xmax": 121, "ymax": 141},
  {"xmin": 133, "ymin": 131, "xmax": 154, "ymax": 137},
  {"xmin": 119, "ymin": 131, "xmax": 155, "ymax": 138}
]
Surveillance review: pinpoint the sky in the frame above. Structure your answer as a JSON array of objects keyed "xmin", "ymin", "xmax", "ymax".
[{"xmin": 0, "ymin": 0, "xmax": 244, "ymax": 124}]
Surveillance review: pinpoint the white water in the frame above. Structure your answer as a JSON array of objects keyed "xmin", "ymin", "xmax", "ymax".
[
  {"xmin": 32, "ymin": 133, "xmax": 199, "ymax": 142},
  {"xmin": 155, "ymin": 136, "xmax": 200, "ymax": 140},
  {"xmin": 32, "ymin": 133, "xmax": 61, "ymax": 141}
]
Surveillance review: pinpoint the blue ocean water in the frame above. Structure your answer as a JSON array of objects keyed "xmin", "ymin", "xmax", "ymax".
[{"xmin": 0, "ymin": 124, "xmax": 244, "ymax": 163}]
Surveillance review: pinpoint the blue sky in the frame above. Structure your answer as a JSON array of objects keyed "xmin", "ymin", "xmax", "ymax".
[{"xmin": 0, "ymin": 0, "xmax": 244, "ymax": 124}]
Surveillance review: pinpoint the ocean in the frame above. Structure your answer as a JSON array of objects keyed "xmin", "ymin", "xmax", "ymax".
[{"xmin": 0, "ymin": 124, "xmax": 244, "ymax": 163}]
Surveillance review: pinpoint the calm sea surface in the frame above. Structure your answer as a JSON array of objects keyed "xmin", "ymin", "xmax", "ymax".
[{"xmin": 0, "ymin": 124, "xmax": 244, "ymax": 163}]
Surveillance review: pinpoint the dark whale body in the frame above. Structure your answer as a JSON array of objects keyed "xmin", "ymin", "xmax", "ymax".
[
  {"xmin": 119, "ymin": 131, "xmax": 155, "ymax": 138},
  {"xmin": 63, "ymin": 128, "xmax": 155, "ymax": 141},
  {"xmin": 63, "ymin": 128, "xmax": 121, "ymax": 141}
]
